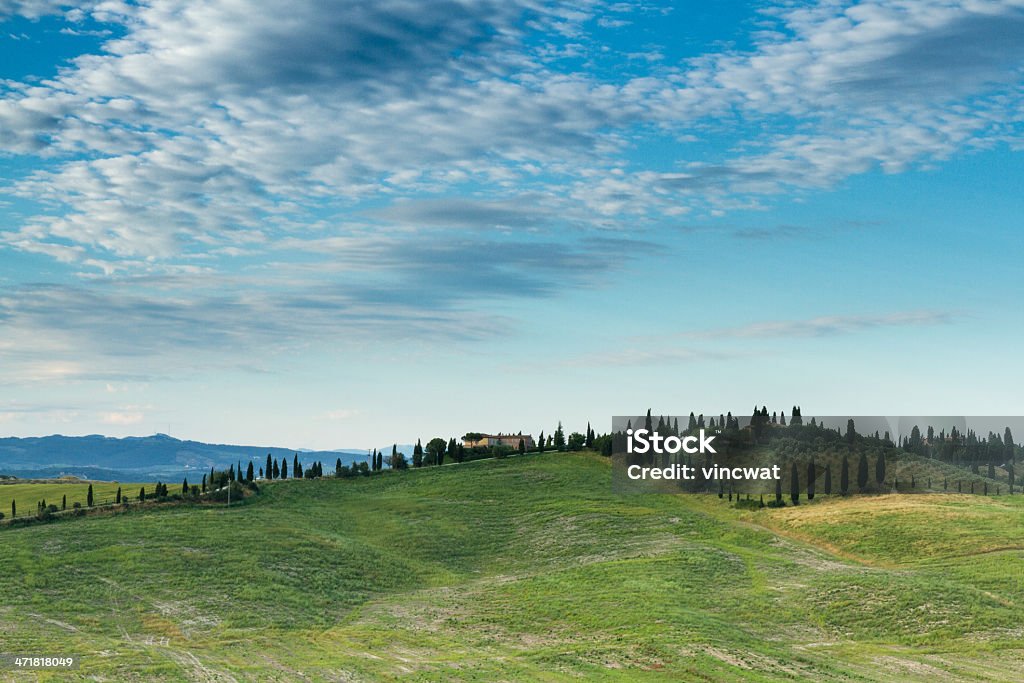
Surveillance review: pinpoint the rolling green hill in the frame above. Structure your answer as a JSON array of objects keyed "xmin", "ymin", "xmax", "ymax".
[{"xmin": 1, "ymin": 452, "xmax": 1022, "ymax": 681}]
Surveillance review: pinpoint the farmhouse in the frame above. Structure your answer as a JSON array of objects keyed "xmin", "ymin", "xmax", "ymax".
[{"xmin": 463, "ymin": 432, "xmax": 535, "ymax": 449}]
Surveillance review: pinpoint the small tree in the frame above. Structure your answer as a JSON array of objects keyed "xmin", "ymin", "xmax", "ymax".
[
  {"xmin": 62, "ymin": 494, "xmax": 67, "ymax": 510},
  {"xmin": 247, "ymin": 462, "xmax": 254, "ymax": 482},
  {"xmin": 857, "ymin": 452, "xmax": 869, "ymax": 492},
  {"xmin": 116, "ymin": 487, "xmax": 122, "ymax": 504},
  {"xmin": 775, "ymin": 472, "xmax": 783, "ymax": 504},
  {"xmin": 790, "ymin": 461, "xmax": 800, "ymax": 505},
  {"xmin": 281, "ymin": 459, "xmax": 288, "ymax": 479},
  {"xmin": 182, "ymin": 478, "xmax": 189, "ymax": 496},
  {"xmin": 875, "ymin": 451, "xmax": 886, "ymax": 485},
  {"xmin": 518, "ymin": 438, "xmax": 526, "ymax": 455},
  {"xmin": 841, "ymin": 455, "xmax": 850, "ymax": 495},
  {"xmin": 427, "ymin": 438, "xmax": 447, "ymax": 466},
  {"xmin": 139, "ymin": 487, "xmax": 146, "ymax": 502},
  {"xmin": 824, "ymin": 463, "xmax": 832, "ymax": 495},
  {"xmin": 807, "ymin": 459, "xmax": 816, "ymax": 500},
  {"xmin": 87, "ymin": 484, "xmax": 94, "ymax": 507},
  {"xmin": 554, "ymin": 422, "xmax": 566, "ymax": 451}
]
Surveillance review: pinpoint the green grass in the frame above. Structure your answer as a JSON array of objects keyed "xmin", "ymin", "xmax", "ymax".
[
  {"xmin": 0, "ymin": 480, "xmax": 150, "ymax": 520},
  {"xmin": 1, "ymin": 453, "xmax": 1022, "ymax": 681}
]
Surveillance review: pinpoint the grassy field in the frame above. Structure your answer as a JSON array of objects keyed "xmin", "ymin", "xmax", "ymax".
[
  {"xmin": 1, "ymin": 452, "xmax": 1022, "ymax": 681},
  {"xmin": 0, "ymin": 480, "xmax": 150, "ymax": 520}
]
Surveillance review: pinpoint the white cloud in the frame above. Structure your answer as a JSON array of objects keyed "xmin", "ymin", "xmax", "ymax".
[
  {"xmin": 0, "ymin": 0, "xmax": 1021, "ymax": 383},
  {"xmin": 102, "ymin": 410, "xmax": 144, "ymax": 425}
]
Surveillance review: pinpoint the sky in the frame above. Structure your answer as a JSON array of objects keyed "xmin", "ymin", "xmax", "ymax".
[{"xmin": 1, "ymin": 0, "xmax": 1023, "ymax": 450}]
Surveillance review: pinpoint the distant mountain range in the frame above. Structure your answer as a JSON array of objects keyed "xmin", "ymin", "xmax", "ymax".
[{"xmin": 0, "ymin": 433, "xmax": 391, "ymax": 482}]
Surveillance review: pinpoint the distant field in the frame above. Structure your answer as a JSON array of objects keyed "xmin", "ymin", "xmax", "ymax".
[
  {"xmin": 0, "ymin": 453, "xmax": 1022, "ymax": 681},
  {"xmin": 0, "ymin": 480, "xmax": 151, "ymax": 520}
]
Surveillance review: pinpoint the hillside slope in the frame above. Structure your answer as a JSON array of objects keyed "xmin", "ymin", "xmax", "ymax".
[{"xmin": 1, "ymin": 452, "xmax": 1022, "ymax": 681}]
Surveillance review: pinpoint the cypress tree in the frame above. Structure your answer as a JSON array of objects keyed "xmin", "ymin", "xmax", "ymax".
[
  {"xmin": 247, "ymin": 462, "xmax": 254, "ymax": 482},
  {"xmin": 293, "ymin": 454, "xmax": 299, "ymax": 476},
  {"xmin": 139, "ymin": 487, "xmax": 145, "ymax": 502},
  {"xmin": 988, "ymin": 461, "xmax": 996, "ymax": 479},
  {"xmin": 61, "ymin": 494, "xmax": 67, "ymax": 510},
  {"xmin": 841, "ymin": 455, "xmax": 850, "ymax": 495},
  {"xmin": 857, "ymin": 452, "xmax": 869, "ymax": 492},
  {"xmin": 273, "ymin": 459, "xmax": 280, "ymax": 478},
  {"xmin": 182, "ymin": 478, "xmax": 189, "ymax": 496},
  {"xmin": 718, "ymin": 480, "xmax": 724, "ymax": 498},
  {"xmin": 87, "ymin": 484, "xmax": 94, "ymax": 507},
  {"xmin": 519, "ymin": 438, "xmax": 526, "ymax": 455},
  {"xmin": 807, "ymin": 459, "xmax": 816, "ymax": 500},
  {"xmin": 824, "ymin": 463, "xmax": 832, "ymax": 495},
  {"xmin": 875, "ymin": 451, "xmax": 886, "ymax": 485},
  {"xmin": 11, "ymin": 500, "xmax": 15, "ymax": 517},
  {"xmin": 281, "ymin": 459, "xmax": 288, "ymax": 479},
  {"xmin": 267, "ymin": 453, "xmax": 273, "ymax": 480},
  {"xmin": 775, "ymin": 472, "xmax": 783, "ymax": 504},
  {"xmin": 336, "ymin": 457, "xmax": 342, "ymax": 476},
  {"xmin": 790, "ymin": 461, "xmax": 800, "ymax": 505},
  {"xmin": 116, "ymin": 487, "xmax": 121, "ymax": 504},
  {"xmin": 554, "ymin": 421, "xmax": 566, "ymax": 451},
  {"xmin": 537, "ymin": 431, "xmax": 545, "ymax": 453},
  {"xmin": 229, "ymin": 464, "xmax": 235, "ymax": 482},
  {"xmin": 202, "ymin": 474, "xmax": 207, "ymax": 492}
]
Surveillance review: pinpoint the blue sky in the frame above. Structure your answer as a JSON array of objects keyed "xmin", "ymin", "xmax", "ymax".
[{"xmin": 1, "ymin": 0, "xmax": 1023, "ymax": 449}]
